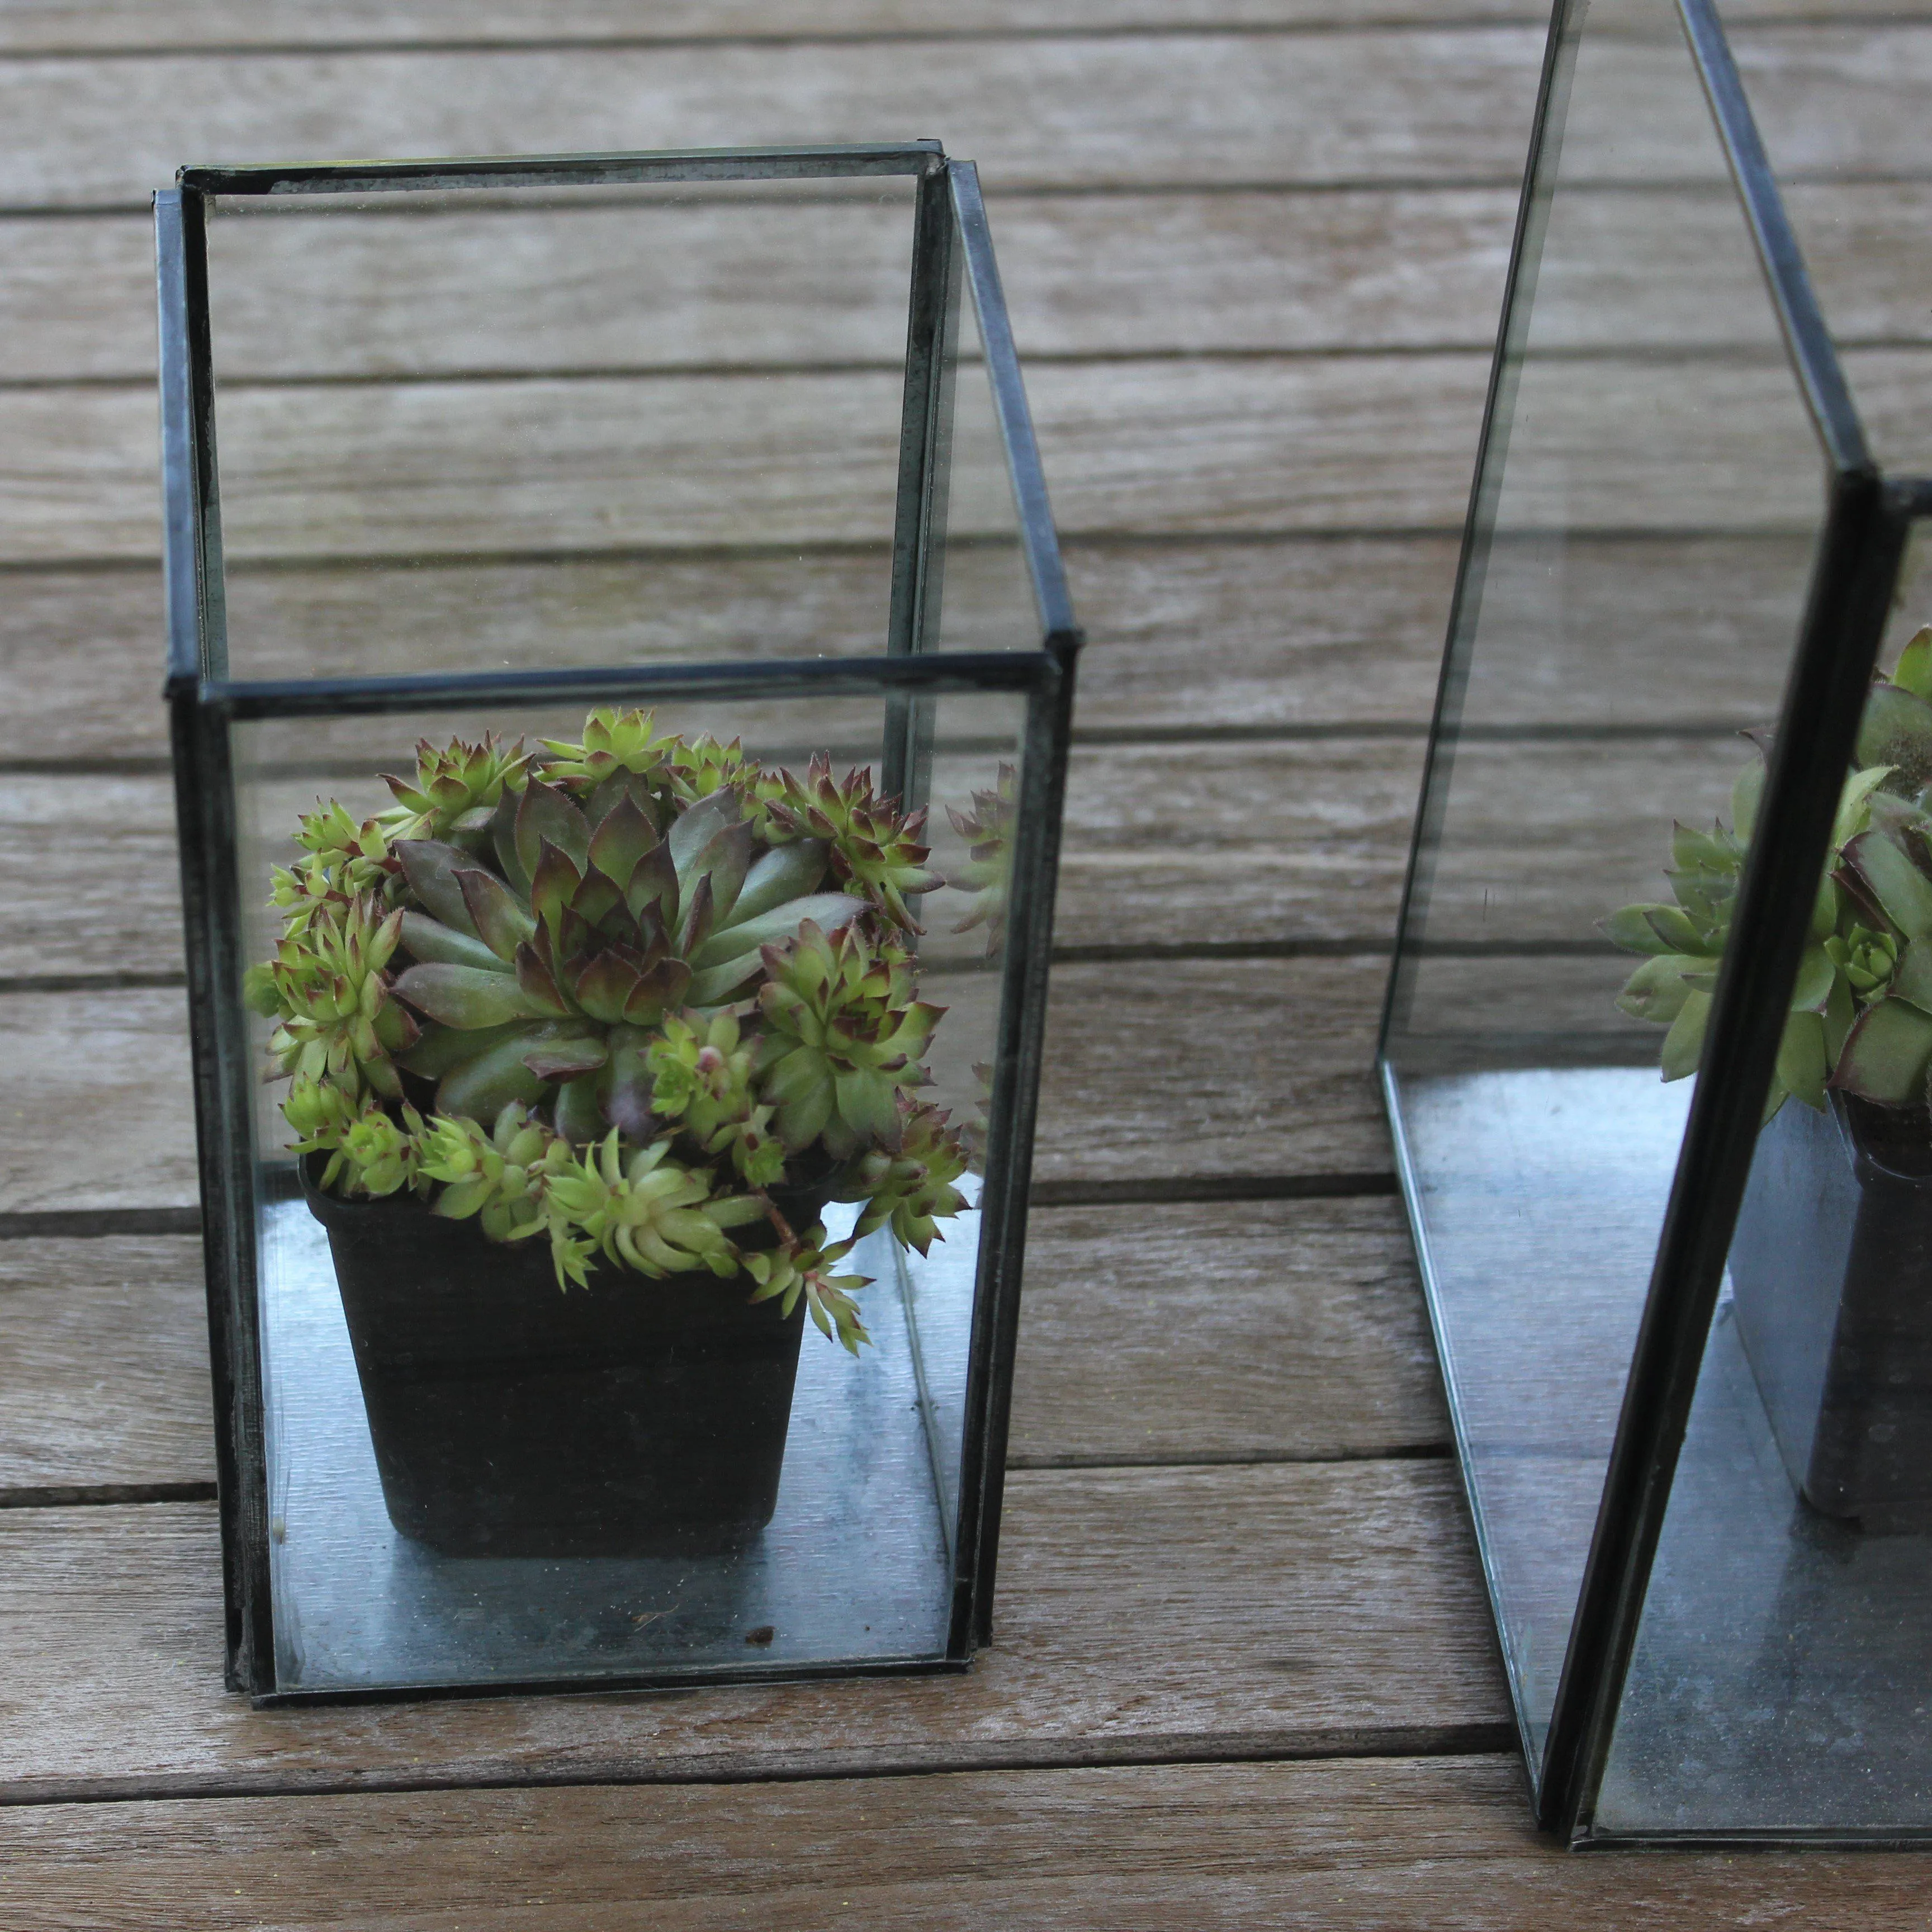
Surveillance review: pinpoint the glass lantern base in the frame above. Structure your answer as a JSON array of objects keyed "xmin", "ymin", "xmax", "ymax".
[
  {"xmin": 254, "ymin": 1188, "xmax": 973, "ymax": 1699},
  {"xmin": 1389, "ymin": 1065, "xmax": 1932, "ymax": 1842}
]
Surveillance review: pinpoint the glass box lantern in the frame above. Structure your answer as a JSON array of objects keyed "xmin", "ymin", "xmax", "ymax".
[
  {"xmin": 1383, "ymin": 0, "xmax": 1932, "ymax": 1845},
  {"xmin": 155, "ymin": 144, "xmax": 1078, "ymax": 1703}
]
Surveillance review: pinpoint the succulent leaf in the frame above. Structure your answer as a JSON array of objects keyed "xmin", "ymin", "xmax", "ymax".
[
  {"xmin": 1660, "ymin": 990, "xmax": 1712, "ymax": 1082},
  {"xmin": 457, "ymin": 866, "xmax": 538, "ymax": 963},
  {"xmin": 397, "ymin": 910, "xmax": 505, "ymax": 974},
  {"xmin": 392, "ymin": 962, "xmax": 539, "ymax": 1030},
  {"xmin": 1897, "ymin": 627, "xmax": 1932, "ymax": 700},
  {"xmin": 1842, "ymin": 828, "xmax": 1932, "ymax": 940},
  {"xmin": 1856, "ymin": 681, "xmax": 1932, "ymax": 793},
  {"xmin": 1831, "ymin": 997, "xmax": 1932, "ymax": 1103},
  {"xmin": 438, "ymin": 1027, "xmax": 550, "ymax": 1120},
  {"xmin": 395, "ymin": 841, "xmax": 485, "ymax": 939}
]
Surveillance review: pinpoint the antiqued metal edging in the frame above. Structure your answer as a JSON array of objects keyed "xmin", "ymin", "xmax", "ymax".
[
  {"xmin": 158, "ymin": 186, "xmax": 275, "ymax": 1693},
  {"xmin": 1542, "ymin": 472, "xmax": 1910, "ymax": 1843},
  {"xmin": 158, "ymin": 140, "xmax": 1077, "ymax": 1702},
  {"xmin": 947, "ymin": 161, "xmax": 1077, "ymax": 646},
  {"xmin": 179, "ymin": 142, "xmax": 945, "ymax": 196},
  {"xmin": 1677, "ymin": 0, "xmax": 1867, "ymax": 475},
  {"xmin": 884, "ymin": 149, "xmax": 960, "ymax": 811},
  {"xmin": 953, "ymin": 647, "xmax": 1078, "ymax": 1652}
]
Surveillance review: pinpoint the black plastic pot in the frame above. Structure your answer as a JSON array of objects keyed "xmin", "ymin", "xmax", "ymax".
[
  {"xmin": 1729, "ymin": 1091, "xmax": 1932, "ymax": 1534},
  {"xmin": 302, "ymin": 1160, "xmax": 828, "ymax": 1558}
]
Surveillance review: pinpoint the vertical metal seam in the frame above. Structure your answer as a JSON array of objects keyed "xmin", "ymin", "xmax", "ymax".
[
  {"xmin": 1377, "ymin": 0, "xmax": 1583, "ymax": 1069},
  {"xmin": 946, "ymin": 163, "xmax": 1076, "ymax": 641},
  {"xmin": 1540, "ymin": 471, "xmax": 1905, "ymax": 1839},
  {"xmin": 950, "ymin": 650, "xmax": 1078, "ymax": 1654}
]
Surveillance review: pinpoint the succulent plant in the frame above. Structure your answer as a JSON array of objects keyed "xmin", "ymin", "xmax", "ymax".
[
  {"xmin": 385, "ymin": 778, "xmax": 867, "ymax": 1144},
  {"xmin": 743, "ymin": 1223, "xmax": 872, "ymax": 1355},
  {"xmin": 1610, "ymin": 629, "xmax": 1932, "ymax": 1120},
  {"xmin": 253, "ymin": 711, "xmax": 984, "ymax": 1346},
  {"xmin": 754, "ymin": 919, "xmax": 943, "ymax": 1159},
  {"xmin": 946, "ymin": 763, "xmax": 1017, "ymax": 956},
  {"xmin": 768, "ymin": 754, "xmax": 941, "ymax": 932},
  {"xmin": 245, "ymin": 893, "xmax": 418, "ymax": 1101},
  {"xmin": 837, "ymin": 1097, "xmax": 971, "ymax": 1255},
  {"xmin": 543, "ymin": 1131, "xmax": 764, "ymax": 1281}
]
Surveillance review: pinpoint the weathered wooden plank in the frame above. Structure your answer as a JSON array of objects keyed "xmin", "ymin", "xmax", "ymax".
[
  {"xmin": 1012, "ymin": 1197, "xmax": 1447, "ymax": 1465},
  {"xmin": 0, "ymin": 1236, "xmax": 211, "ymax": 1494},
  {"xmin": 20, "ymin": 179, "xmax": 1932, "ymax": 385},
  {"xmin": 0, "ymin": 345, "xmax": 1857, "ymax": 565},
  {"xmin": 0, "ymin": 722, "xmax": 1807, "ymax": 983},
  {"xmin": 0, "ymin": 190, "xmax": 1523, "ymax": 381},
  {"xmin": 0, "ymin": 356, "xmax": 1501, "ymax": 563},
  {"xmin": 0, "ymin": 527, "xmax": 1824, "ymax": 763},
  {"xmin": 0, "ymin": 1203, "xmax": 1445, "ymax": 1495},
  {"xmin": 0, "ymin": 986, "xmax": 199, "ymax": 1213},
  {"xmin": 0, "ymin": 35, "xmax": 1550, "ymax": 208},
  {"xmin": 15, "ymin": 178, "xmax": 1928, "ymax": 389},
  {"xmin": 0, "ymin": 1461, "xmax": 1503, "ymax": 1801},
  {"xmin": 0, "ymin": 957, "xmax": 1399, "ymax": 1213},
  {"xmin": 1841, "ymin": 345, "xmax": 1932, "ymax": 475},
  {"xmin": 18, "ymin": 26, "xmax": 1932, "ymax": 212},
  {"xmin": 0, "ymin": 0, "xmax": 1559, "ymax": 54},
  {"xmin": 0, "ymin": 735, "xmax": 1430, "ymax": 975},
  {"xmin": 7, "ymin": 0, "xmax": 1916, "ymax": 55},
  {"xmin": 0, "ymin": 537, "xmax": 1466, "ymax": 759},
  {"xmin": 7, "ymin": 1755, "xmax": 1932, "ymax": 1931}
]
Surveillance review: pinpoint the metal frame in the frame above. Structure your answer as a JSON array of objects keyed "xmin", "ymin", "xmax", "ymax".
[
  {"xmin": 155, "ymin": 142, "xmax": 1081, "ymax": 1703},
  {"xmin": 1379, "ymin": 0, "xmax": 1928, "ymax": 1845}
]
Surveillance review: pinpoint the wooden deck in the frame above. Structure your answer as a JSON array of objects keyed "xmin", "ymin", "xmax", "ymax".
[{"xmin": 1, "ymin": 1, "xmax": 1929, "ymax": 1921}]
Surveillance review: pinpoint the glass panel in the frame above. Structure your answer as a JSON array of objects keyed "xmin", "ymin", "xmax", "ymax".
[
  {"xmin": 1595, "ymin": 574, "xmax": 1932, "ymax": 1838},
  {"xmin": 1711, "ymin": 0, "xmax": 1932, "ymax": 476},
  {"xmin": 924, "ymin": 203, "xmax": 1049, "ymax": 656},
  {"xmin": 228, "ymin": 683, "xmax": 1025, "ymax": 1692},
  {"xmin": 1382, "ymin": 0, "xmax": 1829, "ymax": 1778},
  {"xmin": 201, "ymin": 177, "xmax": 918, "ymax": 683}
]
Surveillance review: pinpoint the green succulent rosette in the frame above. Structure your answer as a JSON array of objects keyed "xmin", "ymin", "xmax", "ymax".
[
  {"xmin": 1609, "ymin": 628, "xmax": 1932, "ymax": 1124},
  {"xmin": 250, "ymin": 710, "xmax": 984, "ymax": 1346}
]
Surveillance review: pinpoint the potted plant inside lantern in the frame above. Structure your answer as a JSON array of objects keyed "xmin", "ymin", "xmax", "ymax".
[
  {"xmin": 246, "ymin": 707, "xmax": 980, "ymax": 1559},
  {"xmin": 1608, "ymin": 631, "xmax": 1932, "ymax": 1533}
]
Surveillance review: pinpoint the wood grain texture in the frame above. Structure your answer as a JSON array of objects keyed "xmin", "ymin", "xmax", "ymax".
[
  {"xmin": 0, "ymin": 957, "xmax": 1399, "ymax": 1213},
  {"xmin": 0, "ymin": 1237, "xmax": 212, "ymax": 1493},
  {"xmin": 0, "ymin": 528, "xmax": 1825, "ymax": 764},
  {"xmin": 0, "ymin": 355, "xmax": 1502, "ymax": 564},
  {"xmin": 7, "ymin": 24, "xmax": 1926, "ymax": 212},
  {"xmin": 1010, "ymin": 1197, "xmax": 1447, "ymax": 1466},
  {"xmin": 0, "ymin": 734, "xmax": 1431, "ymax": 976},
  {"xmin": 0, "ymin": 986, "xmax": 198, "ymax": 1213},
  {"xmin": 0, "ymin": 0, "xmax": 1556, "ymax": 53},
  {"xmin": 0, "ymin": 189, "xmax": 1522, "ymax": 382},
  {"xmin": 15, "ymin": 177, "xmax": 1928, "ymax": 387},
  {"xmin": 0, "ymin": 726, "xmax": 1801, "ymax": 982},
  {"xmin": 6, "ymin": 0, "xmax": 1912, "ymax": 54},
  {"xmin": 0, "ymin": 342, "xmax": 1853, "ymax": 565},
  {"xmin": 0, "ymin": 33, "xmax": 1547, "ymax": 208},
  {"xmin": 0, "ymin": 1462, "xmax": 1504, "ymax": 1801},
  {"xmin": 7, "ymin": 1755, "xmax": 1932, "ymax": 1932},
  {"xmin": 0, "ymin": 1204, "xmax": 1445, "ymax": 1494},
  {"xmin": 0, "ymin": 537, "xmax": 1464, "ymax": 760}
]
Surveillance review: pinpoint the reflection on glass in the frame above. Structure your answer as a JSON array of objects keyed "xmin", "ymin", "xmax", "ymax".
[
  {"xmin": 204, "ymin": 180, "xmax": 921, "ymax": 684},
  {"xmin": 1381, "ymin": 0, "xmax": 1827, "ymax": 1772},
  {"xmin": 237, "ymin": 693, "xmax": 1022, "ymax": 1693},
  {"xmin": 1593, "ymin": 648, "xmax": 1932, "ymax": 1834}
]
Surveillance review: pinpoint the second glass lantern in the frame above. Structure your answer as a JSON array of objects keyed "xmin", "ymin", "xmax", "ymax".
[
  {"xmin": 1384, "ymin": 0, "xmax": 1932, "ymax": 1844},
  {"xmin": 156, "ymin": 144, "xmax": 1078, "ymax": 1702}
]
